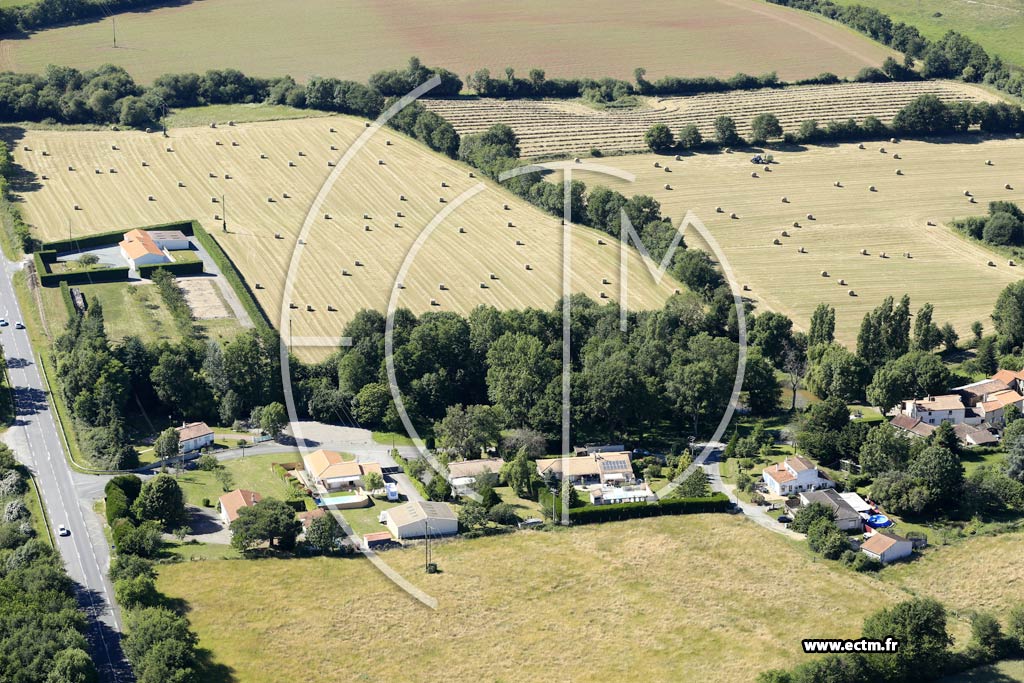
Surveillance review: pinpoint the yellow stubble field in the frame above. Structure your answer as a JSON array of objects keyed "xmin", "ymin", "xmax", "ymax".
[{"xmin": 11, "ymin": 116, "xmax": 678, "ymax": 359}]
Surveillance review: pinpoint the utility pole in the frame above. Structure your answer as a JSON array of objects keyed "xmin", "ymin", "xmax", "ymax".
[
  {"xmin": 221, "ymin": 194, "xmax": 227, "ymax": 232},
  {"xmin": 112, "ymin": 17, "xmax": 117, "ymax": 48},
  {"xmin": 424, "ymin": 521, "xmax": 431, "ymax": 572}
]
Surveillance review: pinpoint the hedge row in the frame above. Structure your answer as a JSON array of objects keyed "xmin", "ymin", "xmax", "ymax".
[
  {"xmin": 40, "ymin": 219, "xmax": 194, "ymax": 253},
  {"xmin": 58, "ymin": 281, "xmax": 76, "ymax": 318},
  {"xmin": 567, "ymin": 492, "xmax": 731, "ymax": 525},
  {"xmin": 137, "ymin": 260, "xmax": 204, "ymax": 278},
  {"xmin": 191, "ymin": 221, "xmax": 271, "ymax": 331}
]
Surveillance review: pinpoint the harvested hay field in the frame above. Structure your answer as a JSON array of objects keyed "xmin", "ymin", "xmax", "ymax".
[
  {"xmin": 10, "ymin": 116, "xmax": 677, "ymax": 360},
  {"xmin": 0, "ymin": 0, "xmax": 893, "ymax": 84},
  {"xmin": 569, "ymin": 137, "xmax": 1024, "ymax": 345},
  {"xmin": 156, "ymin": 515, "xmax": 896, "ymax": 683},
  {"xmin": 424, "ymin": 80, "xmax": 1000, "ymax": 157}
]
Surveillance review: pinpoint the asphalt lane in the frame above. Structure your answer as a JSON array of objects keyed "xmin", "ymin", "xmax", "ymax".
[{"xmin": 0, "ymin": 258, "xmax": 130, "ymax": 681}]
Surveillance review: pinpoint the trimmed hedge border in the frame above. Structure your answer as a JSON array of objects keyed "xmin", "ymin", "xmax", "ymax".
[
  {"xmin": 567, "ymin": 492, "xmax": 731, "ymax": 525},
  {"xmin": 138, "ymin": 260, "xmax": 204, "ymax": 278},
  {"xmin": 58, "ymin": 281, "xmax": 76, "ymax": 318},
  {"xmin": 191, "ymin": 221, "xmax": 272, "ymax": 331},
  {"xmin": 40, "ymin": 219, "xmax": 195, "ymax": 253}
]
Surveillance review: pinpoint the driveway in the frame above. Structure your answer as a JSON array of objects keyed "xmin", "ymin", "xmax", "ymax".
[
  {"xmin": 172, "ymin": 505, "xmax": 231, "ymax": 545},
  {"xmin": 703, "ymin": 451, "xmax": 805, "ymax": 541}
]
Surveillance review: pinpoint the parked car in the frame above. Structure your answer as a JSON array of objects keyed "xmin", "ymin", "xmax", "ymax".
[
  {"xmin": 57, "ymin": 524, "xmax": 70, "ymax": 537},
  {"xmin": 14, "ymin": 322, "xmax": 24, "ymax": 329},
  {"xmin": 385, "ymin": 482, "xmax": 399, "ymax": 502},
  {"xmin": 0, "ymin": 319, "xmax": 7, "ymax": 326},
  {"xmin": 777, "ymin": 515, "xmax": 792, "ymax": 524}
]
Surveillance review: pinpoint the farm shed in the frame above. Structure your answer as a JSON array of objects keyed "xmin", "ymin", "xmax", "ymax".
[{"xmin": 382, "ymin": 501, "xmax": 458, "ymax": 540}]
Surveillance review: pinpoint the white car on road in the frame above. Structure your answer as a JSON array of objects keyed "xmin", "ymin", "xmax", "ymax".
[
  {"xmin": 14, "ymin": 322, "xmax": 24, "ymax": 329},
  {"xmin": 57, "ymin": 524, "xmax": 69, "ymax": 537}
]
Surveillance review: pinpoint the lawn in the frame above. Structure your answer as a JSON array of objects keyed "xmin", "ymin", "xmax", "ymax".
[
  {"xmin": 175, "ymin": 452, "xmax": 299, "ymax": 508},
  {"xmin": 157, "ymin": 514, "xmax": 898, "ymax": 683},
  {"xmin": 0, "ymin": 0, "xmax": 893, "ymax": 83},
  {"xmin": 371, "ymin": 431, "xmax": 415, "ymax": 447},
  {"xmin": 168, "ymin": 249, "xmax": 200, "ymax": 264},
  {"xmin": 340, "ymin": 497, "xmax": 400, "ymax": 537},
  {"xmin": 163, "ymin": 540, "xmax": 241, "ymax": 562}
]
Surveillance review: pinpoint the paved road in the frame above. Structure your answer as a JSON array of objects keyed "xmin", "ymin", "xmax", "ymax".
[{"xmin": 0, "ymin": 258, "xmax": 130, "ymax": 681}]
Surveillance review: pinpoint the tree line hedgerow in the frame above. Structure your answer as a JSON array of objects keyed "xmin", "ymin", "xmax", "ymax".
[
  {"xmin": 768, "ymin": 0, "xmax": 1024, "ymax": 99},
  {"xmin": 0, "ymin": 443, "xmax": 99, "ymax": 683}
]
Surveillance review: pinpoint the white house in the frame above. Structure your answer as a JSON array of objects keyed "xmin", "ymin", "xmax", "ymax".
[
  {"xmin": 302, "ymin": 449, "xmax": 383, "ymax": 492},
  {"xmin": 799, "ymin": 489, "xmax": 863, "ymax": 532},
  {"xmin": 119, "ymin": 229, "xmax": 170, "ymax": 269},
  {"xmin": 901, "ymin": 394, "xmax": 968, "ymax": 426},
  {"xmin": 589, "ymin": 483, "xmax": 656, "ymax": 506},
  {"xmin": 382, "ymin": 500, "xmax": 458, "ymax": 540},
  {"xmin": 535, "ymin": 452, "xmax": 634, "ymax": 487},
  {"xmin": 176, "ymin": 422, "xmax": 214, "ymax": 453},
  {"xmin": 218, "ymin": 489, "xmax": 261, "ymax": 526},
  {"xmin": 447, "ymin": 458, "xmax": 504, "ymax": 495},
  {"xmin": 860, "ymin": 531, "xmax": 913, "ymax": 564},
  {"xmin": 761, "ymin": 456, "xmax": 834, "ymax": 496},
  {"xmin": 148, "ymin": 229, "xmax": 191, "ymax": 251}
]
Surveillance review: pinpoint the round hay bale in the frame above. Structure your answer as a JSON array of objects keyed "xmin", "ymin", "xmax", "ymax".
[
  {"xmin": 525, "ymin": 264, "xmax": 532, "ymax": 271},
  {"xmin": 225, "ymin": 174, "xmax": 232, "ymax": 180},
  {"xmin": 858, "ymin": 143, "xmax": 865, "ymax": 149},
  {"xmin": 255, "ymin": 283, "xmax": 262, "ymax": 289},
  {"xmin": 848, "ymin": 289, "xmax": 856, "ymax": 297},
  {"xmin": 41, "ymin": 151, "xmax": 48, "ymax": 156},
  {"xmin": 231, "ymin": 141, "xmax": 239, "ymax": 147},
  {"xmin": 716, "ymin": 206, "xmax": 724, "ymax": 213},
  {"xmin": 109, "ymin": 168, "xmax": 116, "ymax": 174},
  {"xmin": 469, "ymin": 172, "xmax": 475, "ymax": 178},
  {"xmin": 515, "ymin": 240, "xmax": 524, "ymax": 246},
  {"xmin": 68, "ymin": 165, "xmax": 74, "ymax": 171},
  {"xmin": 834, "ymin": 180, "xmax": 841, "ymax": 187},
  {"xmin": 274, "ymin": 233, "xmax": 282, "ymax": 239},
  {"xmin": 94, "ymin": 168, "xmax": 101, "ymax": 174},
  {"xmin": 602, "ymin": 278, "xmax": 611, "ymax": 285},
  {"xmin": 890, "ymin": 137, "xmax": 897, "ymax": 144},
  {"xmin": 306, "ymin": 304, "xmax": 313, "ymax": 312},
  {"xmin": 40, "ymin": 175, "xmax": 47, "ymax": 180},
  {"xmin": 988, "ymin": 260, "xmax": 996, "ymax": 267},
  {"xmin": 228, "ymin": 120, "xmax": 235, "ymax": 126},
  {"xmin": 743, "ymin": 284, "xmax": 750, "ymax": 292},
  {"xmin": 599, "ymin": 292, "xmax": 608, "ymax": 299},
  {"xmin": 479, "ymin": 282, "xmax": 487, "ymax": 289},
  {"xmin": 764, "ymin": 166, "xmax": 771, "ymax": 172},
  {"xmin": 821, "ymin": 270, "xmax": 828, "ymax": 277},
  {"xmin": 210, "ymin": 197, "xmax": 218, "ymax": 203},
  {"xmin": 964, "ymin": 190, "xmax": 972, "ymax": 197},
  {"xmin": 503, "ymin": 204, "xmax": 510, "ymax": 210},
  {"xmin": 895, "ymin": 169, "xmax": 903, "ymax": 175},
  {"xmin": 879, "ymin": 147, "xmax": 886, "ymax": 154},
  {"xmin": 395, "ymin": 211, "xmax": 402, "ymax": 218},
  {"xmin": 489, "ymin": 273, "xmax": 498, "ymax": 280},
  {"xmin": 342, "ymin": 269, "xmax": 350, "ymax": 276},
  {"xmin": 73, "ymin": 204, "xmax": 80, "ymax": 210},
  {"xmin": 330, "ymin": 145, "xmax": 338, "ymax": 151},
  {"xmin": 267, "ymin": 197, "xmax": 274, "ymax": 203},
  {"xmin": 781, "ymin": 230, "xmax": 789, "ymax": 237},
  {"xmin": 969, "ymin": 197, "xmax": 977, "ymax": 203},
  {"xmin": 399, "ymin": 194, "xmax": 406, "ymax": 201},
  {"xmin": 905, "ymin": 252, "xmax": 912, "ymax": 259},
  {"xmin": 653, "ymin": 162, "xmax": 661, "ymax": 168},
  {"xmin": 147, "ymin": 195, "xmax": 155, "ymax": 201},
  {"xmin": 441, "ymin": 181, "xmax": 448, "ymax": 188},
  {"xmin": 893, "ymin": 153, "xmax": 900, "ymax": 159},
  {"xmin": 860, "ymin": 248, "xmax": 869, "ymax": 256},
  {"xmin": 772, "ymin": 238, "xmax": 782, "ymax": 245},
  {"xmin": 459, "ymin": 227, "xmax": 466, "ymax": 234},
  {"xmin": 394, "ymin": 222, "xmax": 401, "ymax": 228},
  {"xmin": 330, "ymin": 127, "xmax": 337, "ymax": 133},
  {"xmin": 664, "ymin": 166, "xmax": 671, "ymax": 172},
  {"xmin": 288, "ymin": 161, "xmax": 296, "ymax": 167},
  {"xmin": 664, "ymin": 184, "xmax": 672, "ymax": 190},
  {"xmin": 328, "ymin": 305, "xmax": 337, "ymax": 312},
  {"xmin": 1010, "ymin": 260, "xmax": 1016, "ymax": 267},
  {"xmin": 880, "ymin": 251, "xmax": 887, "ymax": 258},
  {"xmin": 868, "ymin": 185, "xmax": 877, "ymax": 192},
  {"xmin": 781, "ymin": 196, "xmax": 789, "ymax": 203},
  {"xmin": 838, "ymin": 278, "xmax": 846, "ymax": 285},
  {"xmin": 141, "ymin": 161, "xmax": 147, "ymax": 167},
  {"xmin": 798, "ymin": 246, "xmax": 806, "ymax": 253},
  {"xmin": 385, "ymin": 140, "xmax": 392, "ymax": 146},
  {"xmin": 730, "ymin": 212, "xmax": 738, "ymax": 219},
  {"xmin": 793, "ymin": 221, "xmax": 800, "ymax": 228},
  {"xmin": 751, "ymin": 172, "xmax": 758, "ymax": 178},
  {"xmin": 377, "ymin": 159, "xmax": 384, "ymax": 165},
  {"xmin": 507, "ymin": 221, "xmax": 514, "ymax": 227},
  {"xmin": 177, "ymin": 181, "xmax": 185, "ymax": 187},
  {"xmin": 574, "ymin": 157, "xmax": 581, "ymax": 163},
  {"xmin": 298, "ymin": 151, "xmax": 305, "ymax": 156},
  {"xmin": 166, "ymin": 146, "xmax": 174, "ymax": 152},
  {"xmin": 597, "ymin": 239, "xmax": 606, "ymax": 245},
  {"xmin": 1006, "ymin": 183, "xmax": 1013, "ymax": 190},
  {"xmin": 986, "ymin": 159, "xmax": 993, "ymax": 166},
  {"xmin": 324, "ymin": 213, "xmax": 331, "ymax": 220},
  {"xmin": 355, "ymin": 260, "xmax": 363, "ymax": 267},
  {"xmin": 260, "ymin": 153, "xmax": 267, "ymax": 159},
  {"xmin": 927, "ymin": 221, "xmax": 936, "ymax": 226},
  {"xmin": 806, "ymin": 213, "xmax": 815, "ymax": 220},
  {"xmin": 675, "ymin": 155, "xmax": 682, "ymax": 161}
]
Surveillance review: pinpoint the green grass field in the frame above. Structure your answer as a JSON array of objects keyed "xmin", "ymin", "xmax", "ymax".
[
  {"xmin": 0, "ymin": 0, "xmax": 893, "ymax": 83},
  {"xmin": 164, "ymin": 104, "xmax": 332, "ymax": 128},
  {"xmin": 942, "ymin": 660, "xmax": 1024, "ymax": 682},
  {"xmin": 832, "ymin": 0, "xmax": 1024, "ymax": 68},
  {"xmin": 174, "ymin": 452, "xmax": 297, "ymax": 507},
  {"xmin": 156, "ymin": 514, "xmax": 899, "ymax": 683}
]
